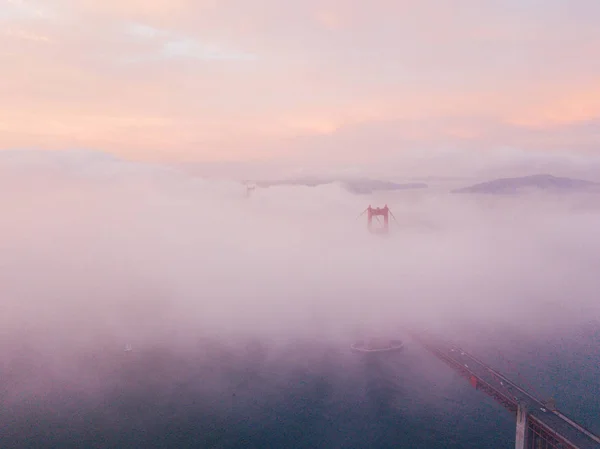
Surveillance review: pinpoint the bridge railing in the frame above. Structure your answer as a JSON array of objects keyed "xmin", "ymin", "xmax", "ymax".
[
  {"xmin": 528, "ymin": 415, "xmax": 582, "ymax": 449},
  {"xmin": 413, "ymin": 335, "xmax": 519, "ymax": 413},
  {"xmin": 410, "ymin": 330, "xmax": 600, "ymax": 449}
]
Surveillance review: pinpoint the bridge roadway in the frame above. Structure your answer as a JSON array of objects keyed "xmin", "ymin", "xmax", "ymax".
[{"xmin": 412, "ymin": 332, "xmax": 600, "ymax": 449}]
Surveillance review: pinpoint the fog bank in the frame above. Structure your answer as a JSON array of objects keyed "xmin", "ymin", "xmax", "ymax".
[{"xmin": 2, "ymin": 150, "xmax": 599, "ymax": 349}]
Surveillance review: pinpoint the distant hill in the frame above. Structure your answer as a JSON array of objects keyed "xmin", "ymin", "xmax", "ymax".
[
  {"xmin": 342, "ymin": 179, "xmax": 427, "ymax": 194},
  {"xmin": 452, "ymin": 174, "xmax": 599, "ymax": 194},
  {"xmin": 251, "ymin": 177, "xmax": 428, "ymax": 194},
  {"xmin": 253, "ymin": 177, "xmax": 329, "ymax": 188}
]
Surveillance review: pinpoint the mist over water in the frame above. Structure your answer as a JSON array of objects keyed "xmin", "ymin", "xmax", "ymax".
[{"xmin": 1, "ymin": 151, "xmax": 599, "ymax": 448}]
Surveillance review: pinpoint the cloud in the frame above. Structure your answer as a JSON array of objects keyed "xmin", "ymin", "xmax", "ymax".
[
  {"xmin": 3, "ymin": 26, "xmax": 49, "ymax": 41},
  {"xmin": 126, "ymin": 22, "xmax": 164, "ymax": 39},
  {"xmin": 1, "ymin": 0, "xmax": 600, "ymax": 162},
  {"xmin": 2, "ymin": 149, "xmax": 599, "ymax": 445},
  {"xmin": 123, "ymin": 22, "xmax": 256, "ymax": 62},
  {"xmin": 161, "ymin": 37, "xmax": 256, "ymax": 61},
  {"xmin": 2, "ymin": 149, "xmax": 599, "ymax": 344},
  {"xmin": 1, "ymin": 0, "xmax": 47, "ymax": 20}
]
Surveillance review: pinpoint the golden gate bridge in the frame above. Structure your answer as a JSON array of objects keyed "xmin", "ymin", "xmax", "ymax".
[
  {"xmin": 356, "ymin": 204, "xmax": 400, "ymax": 234},
  {"xmin": 357, "ymin": 205, "xmax": 600, "ymax": 449},
  {"xmin": 410, "ymin": 330, "xmax": 600, "ymax": 449}
]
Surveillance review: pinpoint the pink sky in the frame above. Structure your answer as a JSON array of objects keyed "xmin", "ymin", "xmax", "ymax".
[{"xmin": 1, "ymin": 0, "xmax": 599, "ymax": 165}]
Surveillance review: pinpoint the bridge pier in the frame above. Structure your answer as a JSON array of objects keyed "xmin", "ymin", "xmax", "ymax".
[{"xmin": 515, "ymin": 403, "xmax": 529, "ymax": 449}]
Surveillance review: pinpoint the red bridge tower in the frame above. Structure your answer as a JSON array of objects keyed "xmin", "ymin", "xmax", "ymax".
[{"xmin": 367, "ymin": 205, "xmax": 390, "ymax": 234}]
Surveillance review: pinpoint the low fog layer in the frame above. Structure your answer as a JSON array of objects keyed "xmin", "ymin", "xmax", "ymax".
[
  {"xmin": 2, "ymin": 150, "xmax": 600, "ymax": 433},
  {"xmin": 3, "ymin": 150, "xmax": 599, "ymax": 344}
]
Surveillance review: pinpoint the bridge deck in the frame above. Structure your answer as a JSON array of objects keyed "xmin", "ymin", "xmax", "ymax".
[{"xmin": 413, "ymin": 332, "xmax": 600, "ymax": 449}]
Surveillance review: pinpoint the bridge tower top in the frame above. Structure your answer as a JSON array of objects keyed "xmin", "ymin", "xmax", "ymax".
[{"xmin": 367, "ymin": 204, "xmax": 389, "ymax": 234}]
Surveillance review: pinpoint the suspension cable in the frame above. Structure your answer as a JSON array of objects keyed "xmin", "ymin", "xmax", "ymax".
[
  {"xmin": 388, "ymin": 209, "xmax": 401, "ymax": 227},
  {"xmin": 355, "ymin": 208, "xmax": 369, "ymax": 220}
]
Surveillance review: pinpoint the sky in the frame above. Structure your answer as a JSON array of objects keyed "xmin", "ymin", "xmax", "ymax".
[{"xmin": 1, "ymin": 0, "xmax": 600, "ymax": 169}]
